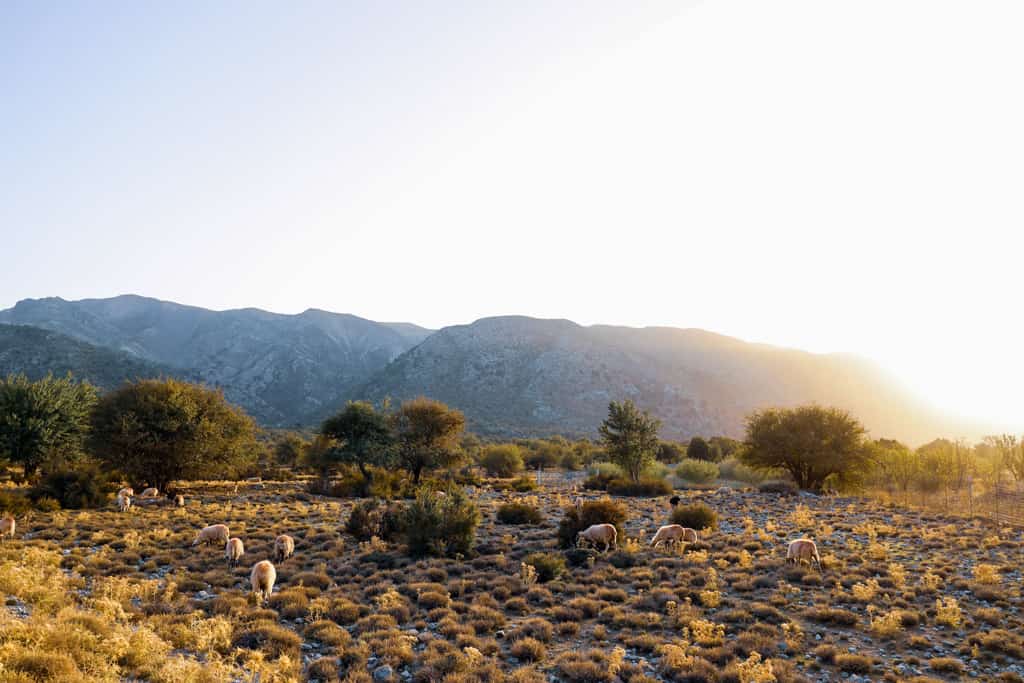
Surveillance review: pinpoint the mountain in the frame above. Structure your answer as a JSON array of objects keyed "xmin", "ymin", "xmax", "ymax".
[
  {"xmin": 358, "ymin": 316, "xmax": 969, "ymax": 444},
  {"xmin": 0, "ymin": 295, "xmax": 430, "ymax": 426},
  {"xmin": 0, "ymin": 324, "xmax": 188, "ymax": 389}
]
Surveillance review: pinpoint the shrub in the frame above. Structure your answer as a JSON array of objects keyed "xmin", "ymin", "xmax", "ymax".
[
  {"xmin": 669, "ymin": 502, "xmax": 718, "ymax": 531},
  {"xmin": 402, "ymin": 485, "xmax": 480, "ymax": 557},
  {"xmin": 346, "ymin": 499, "xmax": 407, "ymax": 541},
  {"xmin": 480, "ymin": 444, "xmax": 524, "ymax": 477},
  {"xmin": 0, "ymin": 490, "xmax": 33, "ymax": 515},
  {"xmin": 557, "ymin": 499, "xmax": 627, "ymax": 548},
  {"xmin": 675, "ymin": 459, "xmax": 720, "ymax": 484},
  {"xmin": 510, "ymin": 475, "xmax": 538, "ymax": 492},
  {"xmin": 496, "ymin": 502, "xmax": 542, "ymax": 525},
  {"xmin": 582, "ymin": 462, "xmax": 624, "ymax": 491},
  {"xmin": 759, "ymin": 480, "xmax": 798, "ymax": 495},
  {"xmin": 30, "ymin": 466, "xmax": 112, "ymax": 509},
  {"xmin": 523, "ymin": 553, "xmax": 566, "ymax": 583},
  {"xmin": 606, "ymin": 478, "xmax": 672, "ymax": 497}
]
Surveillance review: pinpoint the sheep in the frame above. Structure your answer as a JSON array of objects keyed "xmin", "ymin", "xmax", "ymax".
[
  {"xmin": 225, "ymin": 537, "xmax": 245, "ymax": 567},
  {"xmin": 139, "ymin": 487, "xmax": 159, "ymax": 499},
  {"xmin": 174, "ymin": 494, "xmax": 185, "ymax": 508},
  {"xmin": 0, "ymin": 515, "xmax": 15, "ymax": 542},
  {"xmin": 274, "ymin": 534, "xmax": 295, "ymax": 562},
  {"xmin": 250, "ymin": 560, "xmax": 276, "ymax": 602},
  {"xmin": 192, "ymin": 524, "xmax": 230, "ymax": 547},
  {"xmin": 116, "ymin": 492, "xmax": 132, "ymax": 513},
  {"xmin": 649, "ymin": 524, "xmax": 699, "ymax": 548},
  {"xmin": 786, "ymin": 538, "xmax": 822, "ymax": 570},
  {"xmin": 576, "ymin": 523, "xmax": 617, "ymax": 552},
  {"xmin": 117, "ymin": 487, "xmax": 135, "ymax": 499}
]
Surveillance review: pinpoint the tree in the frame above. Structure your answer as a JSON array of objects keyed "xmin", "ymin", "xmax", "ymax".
[
  {"xmin": 873, "ymin": 438, "xmax": 916, "ymax": 505},
  {"xmin": 686, "ymin": 436, "xmax": 712, "ymax": 462},
  {"xmin": 0, "ymin": 373, "xmax": 97, "ymax": 477},
  {"xmin": 319, "ymin": 401, "xmax": 394, "ymax": 495},
  {"xmin": 656, "ymin": 441, "xmax": 686, "ymax": 464},
  {"xmin": 986, "ymin": 434, "xmax": 1024, "ymax": 484},
  {"xmin": 273, "ymin": 431, "xmax": 309, "ymax": 467},
  {"xmin": 393, "ymin": 397, "xmax": 465, "ymax": 484},
  {"xmin": 480, "ymin": 444, "xmax": 524, "ymax": 477},
  {"xmin": 598, "ymin": 400, "xmax": 661, "ymax": 483},
  {"xmin": 89, "ymin": 378, "xmax": 258, "ymax": 491},
  {"xmin": 741, "ymin": 405, "xmax": 869, "ymax": 492}
]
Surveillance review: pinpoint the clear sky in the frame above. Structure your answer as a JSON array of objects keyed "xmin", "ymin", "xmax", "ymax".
[{"xmin": 2, "ymin": 1, "xmax": 1022, "ymax": 429}]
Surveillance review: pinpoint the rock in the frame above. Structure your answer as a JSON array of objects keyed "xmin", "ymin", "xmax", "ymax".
[{"xmin": 373, "ymin": 665, "xmax": 394, "ymax": 682}]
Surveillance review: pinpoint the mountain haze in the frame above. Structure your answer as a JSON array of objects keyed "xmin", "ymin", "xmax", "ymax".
[{"xmin": 0, "ymin": 296, "xmax": 972, "ymax": 442}]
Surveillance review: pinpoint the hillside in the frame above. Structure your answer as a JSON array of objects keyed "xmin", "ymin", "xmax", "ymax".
[
  {"xmin": 0, "ymin": 324, "xmax": 187, "ymax": 389},
  {"xmin": 358, "ymin": 316, "xmax": 964, "ymax": 443},
  {"xmin": 0, "ymin": 296, "xmax": 429, "ymax": 426}
]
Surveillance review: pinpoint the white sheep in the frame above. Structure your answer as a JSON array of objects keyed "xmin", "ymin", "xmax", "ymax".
[
  {"xmin": 174, "ymin": 494, "xmax": 185, "ymax": 508},
  {"xmin": 192, "ymin": 524, "xmax": 230, "ymax": 547},
  {"xmin": 274, "ymin": 534, "xmax": 295, "ymax": 562},
  {"xmin": 0, "ymin": 515, "xmax": 15, "ymax": 542},
  {"xmin": 250, "ymin": 560, "xmax": 276, "ymax": 602},
  {"xmin": 139, "ymin": 487, "xmax": 159, "ymax": 499},
  {"xmin": 225, "ymin": 537, "xmax": 245, "ymax": 567},
  {"xmin": 786, "ymin": 538, "xmax": 822, "ymax": 570},
  {"xmin": 117, "ymin": 487, "xmax": 135, "ymax": 499},
  {"xmin": 576, "ymin": 523, "xmax": 618, "ymax": 552},
  {"xmin": 649, "ymin": 524, "xmax": 698, "ymax": 548},
  {"xmin": 116, "ymin": 492, "xmax": 132, "ymax": 513}
]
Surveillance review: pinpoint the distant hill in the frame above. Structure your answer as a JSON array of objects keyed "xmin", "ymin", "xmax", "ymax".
[
  {"xmin": 0, "ymin": 296, "xmax": 978, "ymax": 443},
  {"xmin": 358, "ymin": 316, "xmax": 971, "ymax": 443},
  {"xmin": 0, "ymin": 323, "xmax": 187, "ymax": 388},
  {"xmin": 0, "ymin": 295, "xmax": 430, "ymax": 426}
]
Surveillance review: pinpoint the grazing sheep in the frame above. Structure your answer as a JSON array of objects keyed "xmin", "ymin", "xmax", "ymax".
[
  {"xmin": 139, "ymin": 487, "xmax": 159, "ymax": 499},
  {"xmin": 787, "ymin": 538, "xmax": 822, "ymax": 570},
  {"xmin": 250, "ymin": 560, "xmax": 276, "ymax": 602},
  {"xmin": 576, "ymin": 523, "xmax": 618, "ymax": 552},
  {"xmin": 174, "ymin": 494, "xmax": 185, "ymax": 508},
  {"xmin": 0, "ymin": 515, "xmax": 15, "ymax": 542},
  {"xmin": 650, "ymin": 524, "xmax": 699, "ymax": 548},
  {"xmin": 117, "ymin": 487, "xmax": 134, "ymax": 499},
  {"xmin": 225, "ymin": 537, "xmax": 245, "ymax": 567},
  {"xmin": 274, "ymin": 534, "xmax": 295, "ymax": 562},
  {"xmin": 116, "ymin": 492, "xmax": 132, "ymax": 513},
  {"xmin": 192, "ymin": 524, "xmax": 230, "ymax": 547}
]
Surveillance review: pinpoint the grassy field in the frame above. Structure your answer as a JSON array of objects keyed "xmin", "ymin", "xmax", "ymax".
[{"xmin": 1, "ymin": 480, "xmax": 1022, "ymax": 682}]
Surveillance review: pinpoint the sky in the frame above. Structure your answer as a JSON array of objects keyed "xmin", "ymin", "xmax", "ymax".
[{"xmin": 2, "ymin": 1, "xmax": 1022, "ymax": 429}]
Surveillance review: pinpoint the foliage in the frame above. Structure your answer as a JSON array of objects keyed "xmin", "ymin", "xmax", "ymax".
[
  {"xmin": 394, "ymin": 398, "xmax": 466, "ymax": 484},
  {"xmin": 496, "ymin": 502, "xmax": 542, "ymax": 525},
  {"xmin": 759, "ymin": 480, "xmax": 798, "ymax": 495},
  {"xmin": 741, "ymin": 405, "xmax": 870, "ymax": 491},
  {"xmin": 669, "ymin": 502, "xmax": 718, "ymax": 531},
  {"xmin": 557, "ymin": 499, "xmax": 627, "ymax": 549},
  {"xmin": 319, "ymin": 401, "xmax": 394, "ymax": 495},
  {"xmin": 0, "ymin": 373, "xmax": 97, "ymax": 476},
  {"xmin": 346, "ymin": 499, "xmax": 407, "ymax": 541},
  {"xmin": 272, "ymin": 431, "xmax": 309, "ymax": 467},
  {"xmin": 30, "ymin": 464, "xmax": 112, "ymax": 509},
  {"xmin": 599, "ymin": 400, "xmax": 661, "ymax": 483},
  {"xmin": 480, "ymin": 444, "xmax": 524, "ymax": 477},
  {"xmin": 523, "ymin": 553, "xmax": 566, "ymax": 583},
  {"xmin": 0, "ymin": 490, "xmax": 33, "ymax": 515},
  {"xmin": 675, "ymin": 458, "xmax": 720, "ymax": 484},
  {"xmin": 89, "ymin": 378, "xmax": 258, "ymax": 490},
  {"xmin": 402, "ymin": 485, "xmax": 480, "ymax": 557},
  {"xmin": 686, "ymin": 436, "xmax": 713, "ymax": 462},
  {"xmin": 656, "ymin": 441, "xmax": 686, "ymax": 463},
  {"xmin": 718, "ymin": 456, "xmax": 775, "ymax": 484},
  {"xmin": 606, "ymin": 477, "xmax": 672, "ymax": 497}
]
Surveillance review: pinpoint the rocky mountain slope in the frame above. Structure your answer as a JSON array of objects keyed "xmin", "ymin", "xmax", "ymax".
[
  {"xmin": 359, "ymin": 316, "xmax": 963, "ymax": 443},
  {"xmin": 0, "ymin": 296, "xmax": 430, "ymax": 426}
]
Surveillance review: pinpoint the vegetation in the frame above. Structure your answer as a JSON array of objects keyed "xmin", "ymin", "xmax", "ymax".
[
  {"xmin": 675, "ymin": 458, "xmax": 720, "ymax": 484},
  {"xmin": 30, "ymin": 464, "xmax": 112, "ymax": 509},
  {"xmin": 393, "ymin": 397, "xmax": 466, "ymax": 484},
  {"xmin": 480, "ymin": 444, "xmax": 525, "ymax": 477},
  {"xmin": 686, "ymin": 436, "xmax": 712, "ymax": 461},
  {"xmin": 522, "ymin": 552, "xmax": 566, "ymax": 583},
  {"xmin": 557, "ymin": 499, "xmax": 628, "ymax": 548},
  {"xmin": 89, "ymin": 378, "xmax": 258, "ymax": 491},
  {"xmin": 0, "ymin": 373, "xmax": 97, "ymax": 476},
  {"xmin": 319, "ymin": 401, "xmax": 394, "ymax": 496},
  {"xmin": 669, "ymin": 501, "xmax": 718, "ymax": 531},
  {"xmin": 598, "ymin": 400, "xmax": 661, "ymax": 483},
  {"xmin": 496, "ymin": 502, "xmax": 542, "ymax": 525},
  {"xmin": 402, "ymin": 485, "xmax": 480, "ymax": 557},
  {"xmin": 741, "ymin": 404, "xmax": 869, "ymax": 491},
  {"xmin": 605, "ymin": 477, "xmax": 673, "ymax": 497}
]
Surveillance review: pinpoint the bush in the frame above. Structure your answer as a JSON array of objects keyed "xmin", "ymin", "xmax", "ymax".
[
  {"xmin": 346, "ymin": 499, "xmax": 407, "ymax": 541},
  {"xmin": 669, "ymin": 502, "xmax": 718, "ymax": 531},
  {"xmin": 759, "ymin": 480, "xmax": 798, "ymax": 495},
  {"xmin": 402, "ymin": 485, "xmax": 480, "ymax": 557},
  {"xmin": 0, "ymin": 490, "xmax": 33, "ymax": 515},
  {"xmin": 563, "ymin": 548, "xmax": 598, "ymax": 567},
  {"xmin": 675, "ymin": 458, "xmax": 719, "ymax": 484},
  {"xmin": 496, "ymin": 502, "xmax": 542, "ymax": 525},
  {"xmin": 606, "ymin": 478, "xmax": 672, "ymax": 497},
  {"xmin": 480, "ymin": 445, "xmax": 524, "ymax": 477},
  {"xmin": 557, "ymin": 499, "xmax": 627, "ymax": 549},
  {"xmin": 582, "ymin": 462, "xmax": 624, "ymax": 491},
  {"xmin": 718, "ymin": 456, "xmax": 774, "ymax": 484},
  {"xmin": 510, "ymin": 475, "xmax": 538, "ymax": 492},
  {"xmin": 523, "ymin": 553, "xmax": 566, "ymax": 583},
  {"xmin": 30, "ymin": 466, "xmax": 112, "ymax": 509}
]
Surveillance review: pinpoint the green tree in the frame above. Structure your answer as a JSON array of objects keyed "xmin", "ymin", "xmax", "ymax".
[
  {"xmin": 873, "ymin": 438, "xmax": 916, "ymax": 505},
  {"xmin": 319, "ymin": 401, "xmax": 394, "ymax": 495},
  {"xmin": 393, "ymin": 397, "xmax": 466, "ymax": 484},
  {"xmin": 480, "ymin": 444, "xmax": 524, "ymax": 477},
  {"xmin": 986, "ymin": 434, "xmax": 1024, "ymax": 484},
  {"xmin": 273, "ymin": 431, "xmax": 309, "ymax": 467},
  {"xmin": 89, "ymin": 378, "xmax": 258, "ymax": 491},
  {"xmin": 0, "ymin": 373, "xmax": 97, "ymax": 477},
  {"xmin": 686, "ymin": 436, "xmax": 712, "ymax": 462},
  {"xmin": 656, "ymin": 441, "xmax": 686, "ymax": 464},
  {"xmin": 741, "ymin": 405, "xmax": 869, "ymax": 492},
  {"xmin": 598, "ymin": 400, "xmax": 661, "ymax": 483}
]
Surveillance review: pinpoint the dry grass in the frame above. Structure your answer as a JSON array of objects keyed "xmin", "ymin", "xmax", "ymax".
[{"xmin": 0, "ymin": 478, "xmax": 1021, "ymax": 681}]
